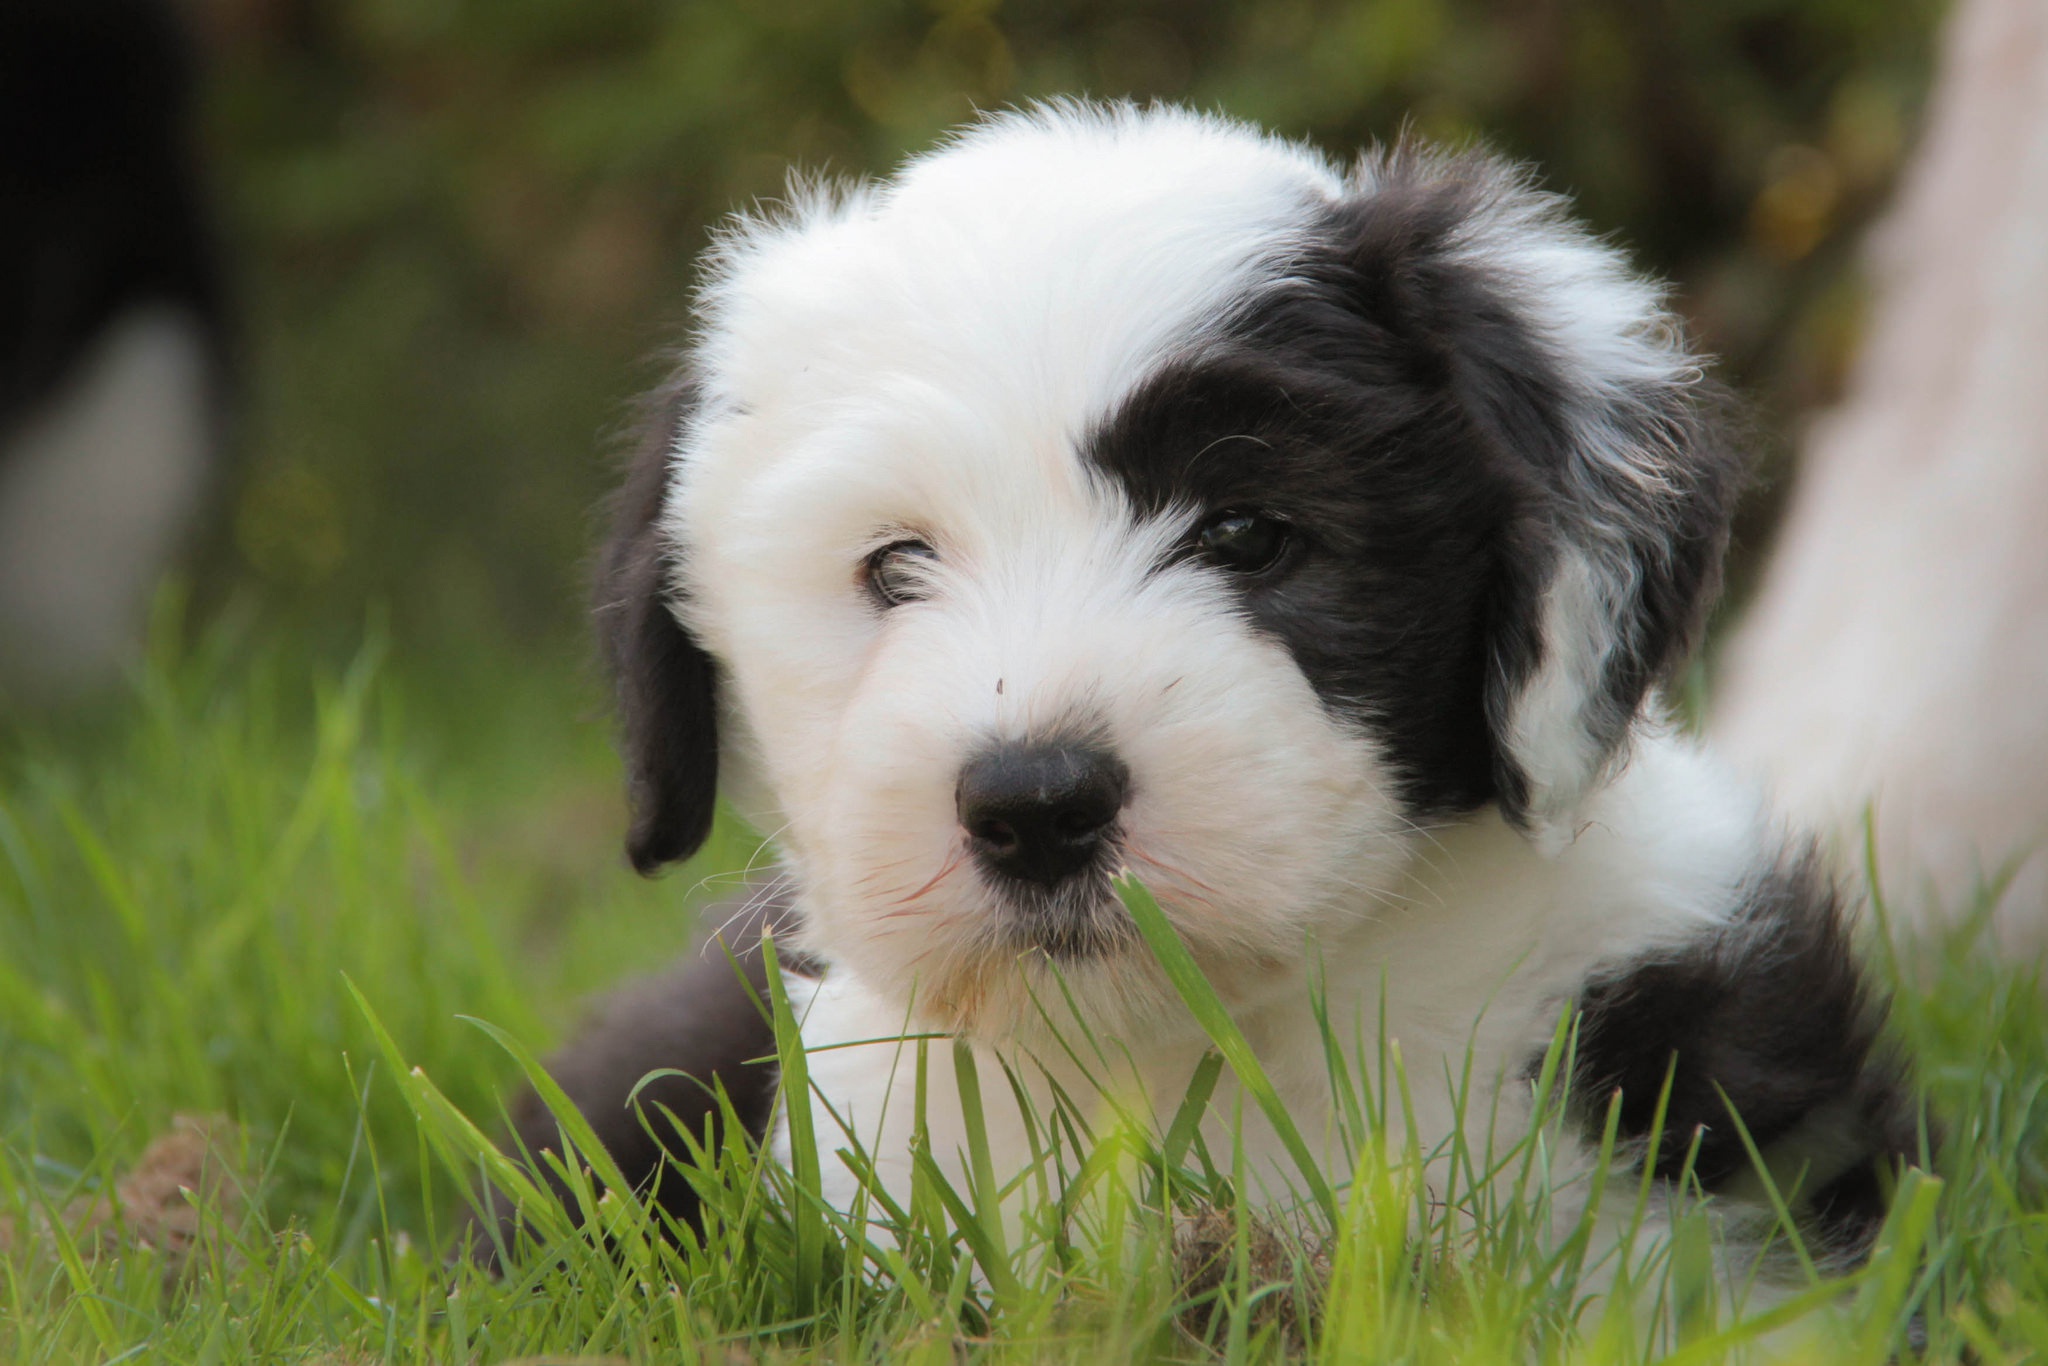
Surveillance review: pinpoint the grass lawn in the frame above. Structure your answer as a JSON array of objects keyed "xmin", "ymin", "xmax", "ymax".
[{"xmin": 2, "ymin": 621, "xmax": 2044, "ymax": 1364}]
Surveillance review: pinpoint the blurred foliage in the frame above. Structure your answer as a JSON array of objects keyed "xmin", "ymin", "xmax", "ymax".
[{"xmin": 185, "ymin": 0, "xmax": 1946, "ymax": 644}]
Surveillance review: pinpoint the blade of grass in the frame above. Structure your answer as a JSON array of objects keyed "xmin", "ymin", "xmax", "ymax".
[
  {"xmin": 342, "ymin": 978, "xmax": 570, "ymax": 1247},
  {"xmin": 1113, "ymin": 874, "xmax": 1338, "ymax": 1225},
  {"xmin": 760, "ymin": 930, "xmax": 825, "ymax": 1320}
]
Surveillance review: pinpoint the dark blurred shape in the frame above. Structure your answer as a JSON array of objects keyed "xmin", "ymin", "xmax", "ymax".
[
  {"xmin": 0, "ymin": 0, "xmax": 229, "ymax": 693},
  {"xmin": 1714, "ymin": 0, "xmax": 2048, "ymax": 953}
]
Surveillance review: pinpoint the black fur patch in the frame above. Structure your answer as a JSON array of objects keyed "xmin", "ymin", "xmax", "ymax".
[
  {"xmin": 594, "ymin": 373, "xmax": 721, "ymax": 873},
  {"xmin": 1570, "ymin": 846, "xmax": 1924, "ymax": 1263},
  {"xmin": 1085, "ymin": 146, "xmax": 1741, "ymax": 819},
  {"xmin": 466, "ymin": 890, "xmax": 808, "ymax": 1265}
]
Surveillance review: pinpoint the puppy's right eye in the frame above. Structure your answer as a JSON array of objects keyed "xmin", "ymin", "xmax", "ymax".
[
  {"xmin": 1195, "ymin": 509, "xmax": 1293, "ymax": 575},
  {"xmin": 865, "ymin": 539, "xmax": 939, "ymax": 607}
]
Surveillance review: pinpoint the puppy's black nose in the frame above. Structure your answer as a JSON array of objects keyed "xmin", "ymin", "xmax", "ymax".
[{"xmin": 956, "ymin": 743, "xmax": 1128, "ymax": 886}]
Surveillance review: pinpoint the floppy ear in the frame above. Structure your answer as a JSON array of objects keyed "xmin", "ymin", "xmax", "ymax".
[
  {"xmin": 594, "ymin": 371, "xmax": 720, "ymax": 874},
  {"xmin": 1347, "ymin": 147, "xmax": 1745, "ymax": 839}
]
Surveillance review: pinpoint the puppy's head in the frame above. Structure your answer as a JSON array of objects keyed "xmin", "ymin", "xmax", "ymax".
[{"xmin": 598, "ymin": 105, "xmax": 1741, "ymax": 1038}]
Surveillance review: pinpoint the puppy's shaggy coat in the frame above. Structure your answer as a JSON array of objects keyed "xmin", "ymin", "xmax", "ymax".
[{"xmin": 499, "ymin": 103, "xmax": 1920, "ymax": 1289}]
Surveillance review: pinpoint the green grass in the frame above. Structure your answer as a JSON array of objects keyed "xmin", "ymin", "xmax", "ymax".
[{"xmin": 2, "ymin": 629, "xmax": 2045, "ymax": 1364}]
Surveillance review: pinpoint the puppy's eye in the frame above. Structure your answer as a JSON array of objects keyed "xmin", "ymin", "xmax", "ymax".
[
  {"xmin": 1195, "ymin": 510, "xmax": 1292, "ymax": 574},
  {"xmin": 865, "ymin": 539, "xmax": 940, "ymax": 607}
]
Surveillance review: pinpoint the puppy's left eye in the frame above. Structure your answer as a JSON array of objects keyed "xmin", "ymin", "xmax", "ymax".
[
  {"xmin": 1195, "ymin": 510, "xmax": 1292, "ymax": 575},
  {"xmin": 865, "ymin": 539, "xmax": 940, "ymax": 607}
]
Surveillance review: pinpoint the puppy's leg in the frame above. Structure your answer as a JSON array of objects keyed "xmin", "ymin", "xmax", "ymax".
[{"xmin": 463, "ymin": 891, "xmax": 800, "ymax": 1266}]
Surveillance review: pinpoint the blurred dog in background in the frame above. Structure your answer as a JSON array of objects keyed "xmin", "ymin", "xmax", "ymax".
[{"xmin": 0, "ymin": 0, "xmax": 228, "ymax": 694}]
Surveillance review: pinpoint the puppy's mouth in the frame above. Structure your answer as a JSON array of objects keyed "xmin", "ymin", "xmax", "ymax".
[{"xmin": 992, "ymin": 864, "xmax": 1135, "ymax": 961}]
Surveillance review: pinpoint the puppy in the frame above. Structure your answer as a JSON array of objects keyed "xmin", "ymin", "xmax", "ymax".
[{"xmin": 498, "ymin": 103, "xmax": 1921, "ymax": 1295}]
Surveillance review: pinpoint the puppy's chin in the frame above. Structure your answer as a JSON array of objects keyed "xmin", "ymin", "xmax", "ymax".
[
  {"xmin": 861, "ymin": 885, "xmax": 1293, "ymax": 1048},
  {"xmin": 919, "ymin": 941, "xmax": 1179, "ymax": 1047},
  {"xmin": 822, "ymin": 882, "xmax": 1175, "ymax": 1044},
  {"xmin": 990, "ymin": 869, "xmax": 1134, "ymax": 962}
]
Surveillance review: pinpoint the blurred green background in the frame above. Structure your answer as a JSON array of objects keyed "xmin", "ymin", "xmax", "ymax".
[{"xmin": 189, "ymin": 0, "xmax": 1947, "ymax": 663}]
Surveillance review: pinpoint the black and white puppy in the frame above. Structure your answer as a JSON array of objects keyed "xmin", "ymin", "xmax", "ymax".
[{"xmin": 513, "ymin": 102, "xmax": 1920, "ymax": 1286}]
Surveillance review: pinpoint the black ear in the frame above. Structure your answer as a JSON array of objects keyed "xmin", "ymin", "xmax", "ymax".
[
  {"xmin": 595, "ymin": 372, "xmax": 719, "ymax": 874},
  {"xmin": 1343, "ymin": 146, "xmax": 1745, "ymax": 838}
]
